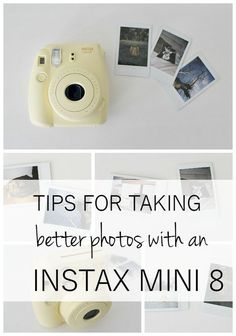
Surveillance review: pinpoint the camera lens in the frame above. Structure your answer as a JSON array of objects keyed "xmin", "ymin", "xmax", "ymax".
[
  {"xmin": 83, "ymin": 309, "xmax": 100, "ymax": 320},
  {"xmin": 65, "ymin": 84, "xmax": 85, "ymax": 101}
]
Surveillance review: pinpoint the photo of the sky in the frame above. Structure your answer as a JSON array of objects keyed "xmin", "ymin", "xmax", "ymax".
[{"xmin": 174, "ymin": 56, "xmax": 215, "ymax": 102}]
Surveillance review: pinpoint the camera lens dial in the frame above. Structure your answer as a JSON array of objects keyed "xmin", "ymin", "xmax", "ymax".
[
  {"xmin": 48, "ymin": 67, "xmax": 101, "ymax": 122},
  {"xmin": 60, "ymin": 301, "xmax": 112, "ymax": 330}
]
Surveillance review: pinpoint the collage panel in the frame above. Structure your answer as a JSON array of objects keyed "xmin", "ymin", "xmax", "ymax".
[
  {"xmin": 95, "ymin": 152, "xmax": 233, "ymax": 333},
  {"xmin": 3, "ymin": 152, "xmax": 141, "ymax": 333},
  {"xmin": 4, "ymin": 3, "xmax": 232, "ymax": 149}
]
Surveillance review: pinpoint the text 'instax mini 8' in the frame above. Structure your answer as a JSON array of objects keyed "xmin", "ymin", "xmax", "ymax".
[{"xmin": 29, "ymin": 44, "xmax": 109, "ymax": 127}]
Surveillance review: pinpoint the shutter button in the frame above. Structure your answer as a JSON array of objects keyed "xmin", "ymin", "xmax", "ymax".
[{"xmin": 37, "ymin": 72, "xmax": 47, "ymax": 82}]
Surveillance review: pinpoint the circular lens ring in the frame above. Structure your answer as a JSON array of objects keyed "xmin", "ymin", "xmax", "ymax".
[{"xmin": 48, "ymin": 67, "xmax": 101, "ymax": 121}]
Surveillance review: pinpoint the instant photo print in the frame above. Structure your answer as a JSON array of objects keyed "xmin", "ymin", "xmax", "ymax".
[
  {"xmin": 178, "ymin": 162, "xmax": 216, "ymax": 210},
  {"xmin": 111, "ymin": 173, "xmax": 156, "ymax": 212},
  {"xmin": 110, "ymin": 254, "xmax": 141, "ymax": 278},
  {"xmin": 115, "ymin": 24, "xmax": 152, "ymax": 77},
  {"xmin": 145, "ymin": 301, "xmax": 189, "ymax": 312},
  {"xmin": 150, "ymin": 27, "xmax": 190, "ymax": 84},
  {"xmin": 4, "ymin": 162, "xmax": 51, "ymax": 205},
  {"xmin": 166, "ymin": 54, "xmax": 218, "ymax": 109},
  {"xmin": 203, "ymin": 263, "xmax": 232, "ymax": 316},
  {"xmin": 144, "ymin": 278, "xmax": 189, "ymax": 312},
  {"xmin": 178, "ymin": 162, "xmax": 214, "ymax": 181},
  {"xmin": 43, "ymin": 187, "xmax": 91, "ymax": 230}
]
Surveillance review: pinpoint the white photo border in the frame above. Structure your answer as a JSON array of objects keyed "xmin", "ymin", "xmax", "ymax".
[
  {"xmin": 150, "ymin": 25, "xmax": 191, "ymax": 84},
  {"xmin": 167, "ymin": 52, "xmax": 219, "ymax": 110},
  {"xmin": 115, "ymin": 23, "xmax": 152, "ymax": 77},
  {"xmin": 3, "ymin": 162, "xmax": 51, "ymax": 206}
]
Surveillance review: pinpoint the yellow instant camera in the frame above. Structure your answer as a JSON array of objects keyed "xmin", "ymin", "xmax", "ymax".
[
  {"xmin": 32, "ymin": 249, "xmax": 112, "ymax": 330},
  {"xmin": 32, "ymin": 248, "xmax": 112, "ymax": 330},
  {"xmin": 29, "ymin": 44, "xmax": 109, "ymax": 127},
  {"xmin": 32, "ymin": 301, "xmax": 112, "ymax": 330}
]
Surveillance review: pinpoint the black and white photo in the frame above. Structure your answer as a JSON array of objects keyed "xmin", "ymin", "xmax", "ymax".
[
  {"xmin": 151, "ymin": 28, "xmax": 190, "ymax": 82},
  {"xmin": 178, "ymin": 163, "xmax": 215, "ymax": 210},
  {"xmin": 204, "ymin": 264, "xmax": 232, "ymax": 310},
  {"xmin": 4, "ymin": 162, "xmax": 51, "ymax": 205},
  {"xmin": 44, "ymin": 187, "xmax": 91, "ymax": 230}
]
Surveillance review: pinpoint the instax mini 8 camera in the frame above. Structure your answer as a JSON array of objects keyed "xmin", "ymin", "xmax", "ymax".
[
  {"xmin": 33, "ymin": 301, "xmax": 112, "ymax": 329},
  {"xmin": 32, "ymin": 249, "xmax": 112, "ymax": 330},
  {"xmin": 29, "ymin": 44, "xmax": 109, "ymax": 127}
]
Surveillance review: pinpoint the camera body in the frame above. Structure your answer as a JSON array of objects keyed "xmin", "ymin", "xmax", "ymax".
[
  {"xmin": 32, "ymin": 301, "xmax": 112, "ymax": 329},
  {"xmin": 32, "ymin": 249, "xmax": 112, "ymax": 329},
  {"xmin": 29, "ymin": 44, "xmax": 109, "ymax": 127}
]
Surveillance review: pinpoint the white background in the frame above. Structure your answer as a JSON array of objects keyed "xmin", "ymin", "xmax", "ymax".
[{"xmin": 4, "ymin": 3, "xmax": 232, "ymax": 149}]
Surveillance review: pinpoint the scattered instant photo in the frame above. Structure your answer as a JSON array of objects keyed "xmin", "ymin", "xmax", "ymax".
[
  {"xmin": 3, "ymin": 162, "xmax": 51, "ymax": 205},
  {"xmin": 110, "ymin": 254, "xmax": 141, "ymax": 278},
  {"xmin": 43, "ymin": 187, "xmax": 91, "ymax": 230},
  {"xmin": 115, "ymin": 24, "xmax": 152, "ymax": 77},
  {"xmin": 166, "ymin": 54, "xmax": 217, "ymax": 109},
  {"xmin": 111, "ymin": 173, "xmax": 156, "ymax": 212},
  {"xmin": 203, "ymin": 263, "xmax": 232, "ymax": 316},
  {"xmin": 150, "ymin": 27, "xmax": 190, "ymax": 84},
  {"xmin": 145, "ymin": 301, "xmax": 188, "ymax": 312},
  {"xmin": 178, "ymin": 163, "xmax": 215, "ymax": 210},
  {"xmin": 145, "ymin": 279, "xmax": 189, "ymax": 312}
]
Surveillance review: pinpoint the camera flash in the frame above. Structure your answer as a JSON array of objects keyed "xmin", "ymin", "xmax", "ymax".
[{"xmin": 51, "ymin": 48, "xmax": 61, "ymax": 66}]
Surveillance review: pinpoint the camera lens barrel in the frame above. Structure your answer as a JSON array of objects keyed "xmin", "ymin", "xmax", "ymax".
[
  {"xmin": 65, "ymin": 84, "xmax": 85, "ymax": 101},
  {"xmin": 83, "ymin": 309, "xmax": 100, "ymax": 320},
  {"xmin": 59, "ymin": 301, "xmax": 112, "ymax": 329}
]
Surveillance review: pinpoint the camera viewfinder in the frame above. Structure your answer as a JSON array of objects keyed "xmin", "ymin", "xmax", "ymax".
[{"xmin": 39, "ymin": 56, "xmax": 45, "ymax": 65}]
